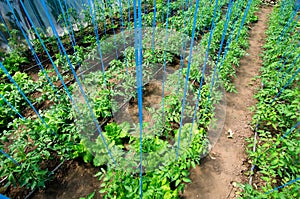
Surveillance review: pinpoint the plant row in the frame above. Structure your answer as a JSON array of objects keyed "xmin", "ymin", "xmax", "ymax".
[{"xmin": 241, "ymin": 1, "xmax": 300, "ymax": 198}]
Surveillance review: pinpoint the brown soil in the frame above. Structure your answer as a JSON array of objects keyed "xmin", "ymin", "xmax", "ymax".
[
  {"xmin": 182, "ymin": 6, "xmax": 273, "ymax": 199},
  {"xmin": 31, "ymin": 160, "xmax": 102, "ymax": 199},
  {"xmin": 128, "ymin": 80, "xmax": 169, "ymax": 124}
]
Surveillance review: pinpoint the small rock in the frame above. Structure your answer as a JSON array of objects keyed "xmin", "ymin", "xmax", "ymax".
[{"xmin": 227, "ymin": 129, "xmax": 234, "ymax": 138}]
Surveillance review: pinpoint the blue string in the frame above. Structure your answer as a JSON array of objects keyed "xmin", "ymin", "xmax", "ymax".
[
  {"xmin": 138, "ymin": 1, "xmax": 144, "ymax": 197},
  {"xmin": 176, "ymin": 0, "xmax": 204, "ymax": 94},
  {"xmin": 0, "ymin": 193, "xmax": 10, "ymax": 199},
  {"xmin": 0, "ymin": 94, "xmax": 25, "ymax": 120},
  {"xmin": 27, "ymin": 0, "xmax": 46, "ymax": 33},
  {"xmin": 189, "ymin": 0, "xmax": 234, "ymax": 145},
  {"xmin": 62, "ymin": 0, "xmax": 77, "ymax": 46},
  {"xmin": 88, "ymin": 0, "xmax": 107, "ymax": 87},
  {"xmin": 133, "ymin": 0, "xmax": 143, "ymax": 197},
  {"xmin": 0, "ymin": 94, "xmax": 25, "ymax": 119},
  {"xmin": 176, "ymin": 0, "xmax": 201, "ymax": 159},
  {"xmin": 161, "ymin": 0, "xmax": 171, "ymax": 123},
  {"xmin": 5, "ymin": 0, "xmax": 57, "ymax": 94},
  {"xmin": 96, "ymin": 0, "xmax": 108, "ymax": 35},
  {"xmin": 40, "ymin": 0, "xmax": 116, "ymax": 164},
  {"xmin": 276, "ymin": 42, "xmax": 299, "ymax": 73},
  {"xmin": 57, "ymin": 0, "xmax": 76, "ymax": 50},
  {"xmin": 0, "ymin": 150, "xmax": 20, "ymax": 166},
  {"xmin": 269, "ymin": 67, "xmax": 300, "ymax": 105},
  {"xmin": 273, "ymin": 17, "xmax": 300, "ymax": 74},
  {"xmin": 210, "ymin": 0, "xmax": 234, "ymax": 92},
  {"xmin": 280, "ymin": 122, "xmax": 300, "ymax": 140},
  {"xmin": 127, "ymin": 0, "xmax": 131, "ymax": 27},
  {"xmin": 0, "ymin": 10, "xmax": 11, "ymax": 37},
  {"xmin": 117, "ymin": 0, "xmax": 129, "ymax": 74},
  {"xmin": 276, "ymin": 12, "xmax": 299, "ymax": 45},
  {"xmin": 218, "ymin": 0, "xmax": 244, "ymax": 71},
  {"xmin": 265, "ymin": 177, "xmax": 300, "ymax": 194},
  {"xmin": 187, "ymin": 0, "xmax": 221, "ymax": 147},
  {"xmin": 106, "ymin": 0, "xmax": 119, "ymax": 58},
  {"xmin": 0, "ymin": 30, "xmax": 9, "ymax": 46},
  {"xmin": 0, "ymin": 62, "xmax": 56, "ymax": 137},
  {"xmin": 151, "ymin": 0, "xmax": 157, "ymax": 52},
  {"xmin": 67, "ymin": 0, "xmax": 79, "ymax": 17},
  {"xmin": 235, "ymin": 0, "xmax": 253, "ymax": 43},
  {"xmin": 275, "ymin": 53, "xmax": 300, "ymax": 88},
  {"xmin": 19, "ymin": 0, "xmax": 81, "ymax": 115}
]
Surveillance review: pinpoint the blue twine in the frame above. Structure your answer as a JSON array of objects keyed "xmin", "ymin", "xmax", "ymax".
[
  {"xmin": 0, "ymin": 150, "xmax": 20, "ymax": 166},
  {"xmin": 88, "ymin": 0, "xmax": 107, "ymax": 87},
  {"xmin": 67, "ymin": 0, "xmax": 79, "ymax": 17},
  {"xmin": 133, "ymin": 0, "xmax": 144, "ymax": 197},
  {"xmin": 0, "ymin": 93, "xmax": 25, "ymax": 120},
  {"xmin": 127, "ymin": 0, "xmax": 131, "ymax": 27},
  {"xmin": 0, "ymin": 193, "xmax": 10, "ymax": 199},
  {"xmin": 57, "ymin": 0, "xmax": 76, "ymax": 50},
  {"xmin": 269, "ymin": 67, "xmax": 300, "ymax": 105},
  {"xmin": 151, "ymin": 0, "xmax": 157, "ymax": 52},
  {"xmin": 27, "ymin": 0, "xmax": 46, "ymax": 33},
  {"xmin": 0, "ymin": 30, "xmax": 9, "ymax": 46},
  {"xmin": 265, "ymin": 177, "xmax": 300, "ymax": 194},
  {"xmin": 0, "ymin": 10, "xmax": 11, "ymax": 37},
  {"xmin": 97, "ymin": 1, "xmax": 108, "ymax": 35},
  {"xmin": 117, "ymin": 0, "xmax": 129, "ymax": 74},
  {"xmin": 5, "ymin": 0, "xmax": 57, "ymax": 94},
  {"xmin": 275, "ymin": 53, "xmax": 300, "ymax": 88},
  {"xmin": 40, "ymin": 0, "xmax": 116, "ymax": 164},
  {"xmin": 106, "ymin": 0, "xmax": 119, "ymax": 58},
  {"xmin": 280, "ymin": 122, "xmax": 300, "ymax": 140},
  {"xmin": 62, "ymin": 0, "xmax": 77, "ymax": 46},
  {"xmin": 276, "ymin": 12, "xmax": 299, "ymax": 45},
  {"xmin": 176, "ymin": 0, "xmax": 204, "ymax": 94},
  {"xmin": 235, "ymin": 0, "xmax": 253, "ymax": 42},
  {"xmin": 176, "ymin": 0, "xmax": 201, "ymax": 159},
  {"xmin": 161, "ymin": 0, "xmax": 171, "ymax": 123},
  {"xmin": 189, "ymin": 0, "xmax": 235, "ymax": 146},
  {"xmin": 187, "ymin": 0, "xmax": 220, "ymax": 147},
  {"xmin": 277, "ymin": 42, "xmax": 299, "ymax": 73},
  {"xmin": 218, "ymin": 0, "xmax": 244, "ymax": 71},
  {"xmin": 0, "ymin": 62, "xmax": 56, "ymax": 137},
  {"xmin": 19, "ymin": 0, "xmax": 81, "ymax": 115}
]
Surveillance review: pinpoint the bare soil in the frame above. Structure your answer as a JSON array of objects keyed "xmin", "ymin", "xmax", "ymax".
[
  {"xmin": 182, "ymin": 6, "xmax": 273, "ymax": 199},
  {"xmin": 31, "ymin": 160, "xmax": 102, "ymax": 199}
]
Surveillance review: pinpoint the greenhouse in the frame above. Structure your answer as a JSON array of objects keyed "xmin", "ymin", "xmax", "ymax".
[{"xmin": 0, "ymin": 0, "xmax": 299, "ymax": 198}]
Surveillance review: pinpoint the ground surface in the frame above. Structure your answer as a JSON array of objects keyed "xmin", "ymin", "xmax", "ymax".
[
  {"xmin": 32, "ymin": 160, "xmax": 102, "ymax": 199},
  {"xmin": 182, "ymin": 6, "xmax": 273, "ymax": 199}
]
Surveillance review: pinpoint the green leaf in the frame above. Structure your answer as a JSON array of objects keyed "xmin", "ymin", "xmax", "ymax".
[
  {"xmin": 182, "ymin": 177, "xmax": 192, "ymax": 183},
  {"xmin": 99, "ymin": 189, "xmax": 106, "ymax": 194}
]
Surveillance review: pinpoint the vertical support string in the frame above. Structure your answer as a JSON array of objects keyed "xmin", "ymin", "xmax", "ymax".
[
  {"xmin": 40, "ymin": 0, "xmax": 116, "ymax": 164},
  {"xmin": 0, "ymin": 62, "xmax": 56, "ymax": 136},
  {"xmin": 19, "ymin": 0, "xmax": 81, "ymax": 115},
  {"xmin": 161, "ymin": 0, "xmax": 171, "ymax": 123},
  {"xmin": 5, "ymin": 0, "xmax": 57, "ymax": 94},
  {"xmin": 0, "ymin": 10, "xmax": 11, "ymax": 38},
  {"xmin": 88, "ymin": 0, "xmax": 107, "ymax": 87},
  {"xmin": 176, "ymin": 0, "xmax": 201, "ymax": 159},
  {"xmin": 133, "ymin": 0, "xmax": 144, "ymax": 197},
  {"xmin": 235, "ymin": 0, "xmax": 253, "ymax": 42},
  {"xmin": 0, "ymin": 94, "xmax": 25, "ymax": 120}
]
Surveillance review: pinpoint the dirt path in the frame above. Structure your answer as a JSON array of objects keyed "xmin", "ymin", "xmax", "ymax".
[{"xmin": 182, "ymin": 6, "xmax": 273, "ymax": 199}]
